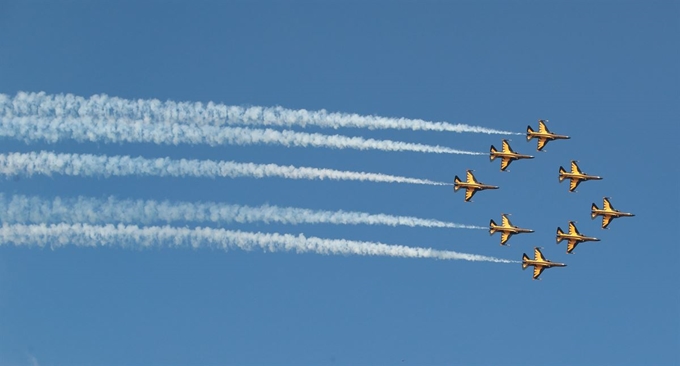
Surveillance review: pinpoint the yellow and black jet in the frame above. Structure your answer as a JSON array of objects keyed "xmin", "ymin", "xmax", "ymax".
[
  {"xmin": 522, "ymin": 247, "xmax": 567, "ymax": 280},
  {"xmin": 453, "ymin": 170, "xmax": 499, "ymax": 202},
  {"xmin": 591, "ymin": 197, "xmax": 635, "ymax": 229},
  {"xmin": 526, "ymin": 119, "xmax": 570, "ymax": 151},
  {"xmin": 559, "ymin": 160, "xmax": 602, "ymax": 192},
  {"xmin": 489, "ymin": 139, "xmax": 534, "ymax": 171},
  {"xmin": 556, "ymin": 221, "xmax": 600, "ymax": 254},
  {"xmin": 489, "ymin": 214, "xmax": 534, "ymax": 245}
]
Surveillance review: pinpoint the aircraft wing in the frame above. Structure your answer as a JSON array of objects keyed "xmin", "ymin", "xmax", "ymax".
[
  {"xmin": 566, "ymin": 240, "xmax": 579, "ymax": 254},
  {"xmin": 500, "ymin": 158, "xmax": 513, "ymax": 171},
  {"xmin": 502, "ymin": 140, "xmax": 512, "ymax": 153},
  {"xmin": 464, "ymin": 188, "xmax": 477, "ymax": 202},
  {"xmin": 602, "ymin": 215, "xmax": 613, "ymax": 229},
  {"xmin": 466, "ymin": 170, "xmax": 478, "ymax": 184},
  {"xmin": 534, "ymin": 247, "xmax": 547, "ymax": 262},
  {"xmin": 570, "ymin": 161, "xmax": 582, "ymax": 174},
  {"xmin": 501, "ymin": 214, "xmax": 511, "ymax": 227},
  {"xmin": 537, "ymin": 138, "xmax": 548, "ymax": 151},
  {"xmin": 569, "ymin": 178, "xmax": 581, "ymax": 192},
  {"xmin": 533, "ymin": 266, "xmax": 546, "ymax": 280},
  {"xmin": 538, "ymin": 120, "xmax": 549, "ymax": 133},
  {"xmin": 500, "ymin": 232, "xmax": 512, "ymax": 245},
  {"xmin": 603, "ymin": 198, "xmax": 614, "ymax": 211},
  {"xmin": 568, "ymin": 222, "xmax": 579, "ymax": 235}
]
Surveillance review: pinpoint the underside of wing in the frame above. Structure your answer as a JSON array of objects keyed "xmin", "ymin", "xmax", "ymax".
[
  {"xmin": 537, "ymin": 138, "xmax": 548, "ymax": 151},
  {"xmin": 603, "ymin": 198, "xmax": 614, "ymax": 211},
  {"xmin": 500, "ymin": 232, "xmax": 512, "ymax": 245},
  {"xmin": 500, "ymin": 158, "xmax": 512, "ymax": 171},
  {"xmin": 570, "ymin": 161, "xmax": 582, "ymax": 174},
  {"xmin": 602, "ymin": 215, "xmax": 613, "ymax": 229},
  {"xmin": 569, "ymin": 178, "xmax": 581, "ymax": 192},
  {"xmin": 466, "ymin": 170, "xmax": 478, "ymax": 184},
  {"xmin": 534, "ymin": 247, "xmax": 547, "ymax": 262},
  {"xmin": 502, "ymin": 140, "xmax": 512, "ymax": 153},
  {"xmin": 501, "ymin": 214, "xmax": 511, "ymax": 227},
  {"xmin": 465, "ymin": 188, "xmax": 477, "ymax": 202},
  {"xmin": 567, "ymin": 240, "xmax": 579, "ymax": 254},
  {"xmin": 568, "ymin": 222, "xmax": 579, "ymax": 235},
  {"xmin": 533, "ymin": 266, "xmax": 546, "ymax": 279},
  {"xmin": 538, "ymin": 120, "xmax": 549, "ymax": 134}
]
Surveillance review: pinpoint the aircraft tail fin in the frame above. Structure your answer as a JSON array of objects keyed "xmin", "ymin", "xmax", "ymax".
[
  {"xmin": 526, "ymin": 125, "xmax": 535, "ymax": 141},
  {"xmin": 556, "ymin": 227, "xmax": 564, "ymax": 243},
  {"xmin": 489, "ymin": 219, "xmax": 497, "ymax": 234},
  {"xmin": 490, "ymin": 145, "xmax": 497, "ymax": 161},
  {"xmin": 591, "ymin": 203, "xmax": 599, "ymax": 219},
  {"xmin": 522, "ymin": 253, "xmax": 530, "ymax": 269},
  {"xmin": 558, "ymin": 166, "xmax": 567, "ymax": 181},
  {"xmin": 453, "ymin": 176, "xmax": 461, "ymax": 191}
]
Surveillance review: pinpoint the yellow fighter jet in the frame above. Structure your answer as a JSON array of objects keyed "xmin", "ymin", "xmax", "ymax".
[
  {"xmin": 522, "ymin": 247, "xmax": 567, "ymax": 280},
  {"xmin": 489, "ymin": 214, "xmax": 534, "ymax": 245},
  {"xmin": 453, "ymin": 170, "xmax": 499, "ymax": 202},
  {"xmin": 556, "ymin": 221, "xmax": 600, "ymax": 254},
  {"xmin": 591, "ymin": 197, "xmax": 635, "ymax": 229},
  {"xmin": 558, "ymin": 160, "xmax": 602, "ymax": 192},
  {"xmin": 526, "ymin": 119, "xmax": 570, "ymax": 151},
  {"xmin": 489, "ymin": 139, "xmax": 534, "ymax": 171}
]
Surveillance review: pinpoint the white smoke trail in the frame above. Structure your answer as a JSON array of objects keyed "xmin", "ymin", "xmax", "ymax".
[
  {"xmin": 0, "ymin": 117, "xmax": 484, "ymax": 155},
  {"xmin": 0, "ymin": 194, "xmax": 484, "ymax": 229},
  {"xmin": 0, "ymin": 91, "xmax": 521, "ymax": 135},
  {"xmin": 0, "ymin": 151, "xmax": 450, "ymax": 186},
  {"xmin": 0, "ymin": 223, "xmax": 517, "ymax": 263}
]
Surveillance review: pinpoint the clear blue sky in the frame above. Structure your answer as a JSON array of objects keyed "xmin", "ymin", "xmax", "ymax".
[{"xmin": 1, "ymin": 1, "xmax": 678, "ymax": 365}]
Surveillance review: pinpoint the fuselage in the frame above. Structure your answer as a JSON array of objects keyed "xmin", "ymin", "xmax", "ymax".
[
  {"xmin": 524, "ymin": 260, "xmax": 567, "ymax": 268},
  {"xmin": 561, "ymin": 172, "xmax": 603, "ymax": 181},
  {"xmin": 592, "ymin": 209, "xmax": 634, "ymax": 218},
  {"xmin": 528, "ymin": 131, "xmax": 570, "ymax": 141},
  {"xmin": 558, "ymin": 233, "xmax": 600, "ymax": 242},
  {"xmin": 491, "ymin": 151, "xmax": 535, "ymax": 160},
  {"xmin": 456, "ymin": 182, "xmax": 499, "ymax": 190},
  {"xmin": 495, "ymin": 226, "xmax": 534, "ymax": 234}
]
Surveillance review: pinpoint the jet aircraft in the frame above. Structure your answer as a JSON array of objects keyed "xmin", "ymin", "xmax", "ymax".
[
  {"xmin": 526, "ymin": 119, "xmax": 570, "ymax": 151},
  {"xmin": 489, "ymin": 139, "xmax": 534, "ymax": 171},
  {"xmin": 559, "ymin": 160, "xmax": 602, "ymax": 192},
  {"xmin": 591, "ymin": 197, "xmax": 635, "ymax": 229},
  {"xmin": 522, "ymin": 247, "xmax": 567, "ymax": 280},
  {"xmin": 453, "ymin": 170, "xmax": 499, "ymax": 202},
  {"xmin": 489, "ymin": 214, "xmax": 534, "ymax": 245},
  {"xmin": 556, "ymin": 221, "xmax": 600, "ymax": 254}
]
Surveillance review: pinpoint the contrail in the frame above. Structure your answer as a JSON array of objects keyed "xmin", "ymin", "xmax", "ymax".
[
  {"xmin": 0, "ymin": 194, "xmax": 484, "ymax": 229},
  {"xmin": 0, "ymin": 117, "xmax": 484, "ymax": 155},
  {"xmin": 0, "ymin": 223, "xmax": 518, "ymax": 263},
  {"xmin": 0, "ymin": 151, "xmax": 450, "ymax": 186},
  {"xmin": 0, "ymin": 91, "xmax": 521, "ymax": 135}
]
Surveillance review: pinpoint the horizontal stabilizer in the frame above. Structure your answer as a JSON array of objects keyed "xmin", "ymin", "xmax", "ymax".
[
  {"xmin": 454, "ymin": 176, "xmax": 461, "ymax": 191},
  {"xmin": 526, "ymin": 126, "xmax": 534, "ymax": 141},
  {"xmin": 591, "ymin": 203, "xmax": 599, "ymax": 218},
  {"xmin": 522, "ymin": 253, "xmax": 530, "ymax": 269},
  {"xmin": 556, "ymin": 227, "xmax": 564, "ymax": 243},
  {"xmin": 489, "ymin": 219, "xmax": 497, "ymax": 235},
  {"xmin": 558, "ymin": 166, "xmax": 566, "ymax": 181},
  {"xmin": 490, "ymin": 145, "xmax": 497, "ymax": 161}
]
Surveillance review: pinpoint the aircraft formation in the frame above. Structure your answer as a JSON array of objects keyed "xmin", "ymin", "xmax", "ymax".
[{"xmin": 454, "ymin": 119, "xmax": 635, "ymax": 280}]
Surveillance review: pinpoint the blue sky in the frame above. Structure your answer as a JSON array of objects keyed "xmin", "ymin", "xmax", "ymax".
[{"xmin": 0, "ymin": 1, "xmax": 678, "ymax": 365}]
